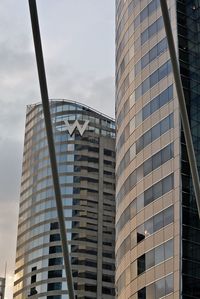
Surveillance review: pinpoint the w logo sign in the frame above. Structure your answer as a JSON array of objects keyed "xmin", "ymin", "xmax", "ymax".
[{"xmin": 56, "ymin": 119, "xmax": 90, "ymax": 136}]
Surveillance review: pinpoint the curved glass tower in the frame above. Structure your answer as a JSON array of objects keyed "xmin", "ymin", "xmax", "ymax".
[
  {"xmin": 14, "ymin": 100, "xmax": 115, "ymax": 299},
  {"xmin": 115, "ymin": 1, "xmax": 181, "ymax": 298},
  {"xmin": 116, "ymin": 0, "xmax": 200, "ymax": 298}
]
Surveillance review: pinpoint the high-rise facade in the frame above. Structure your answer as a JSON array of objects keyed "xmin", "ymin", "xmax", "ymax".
[
  {"xmin": 116, "ymin": 0, "xmax": 200, "ymax": 298},
  {"xmin": 0, "ymin": 278, "xmax": 5, "ymax": 299},
  {"xmin": 14, "ymin": 100, "xmax": 115, "ymax": 299}
]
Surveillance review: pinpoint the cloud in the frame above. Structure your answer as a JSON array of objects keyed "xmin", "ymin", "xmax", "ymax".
[
  {"xmin": 0, "ymin": 2, "xmax": 115, "ymax": 299},
  {"xmin": 47, "ymin": 64, "xmax": 115, "ymax": 117}
]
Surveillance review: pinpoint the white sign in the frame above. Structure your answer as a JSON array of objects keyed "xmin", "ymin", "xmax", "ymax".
[{"xmin": 56, "ymin": 119, "xmax": 90, "ymax": 136}]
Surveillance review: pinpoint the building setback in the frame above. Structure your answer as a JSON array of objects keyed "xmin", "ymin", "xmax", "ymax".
[
  {"xmin": 116, "ymin": 0, "xmax": 200, "ymax": 298},
  {"xmin": 14, "ymin": 100, "xmax": 115, "ymax": 299}
]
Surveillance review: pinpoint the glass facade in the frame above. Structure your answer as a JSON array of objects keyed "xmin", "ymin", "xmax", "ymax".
[
  {"xmin": 177, "ymin": 1, "xmax": 200, "ymax": 298},
  {"xmin": 116, "ymin": 0, "xmax": 180, "ymax": 298},
  {"xmin": 14, "ymin": 100, "xmax": 115, "ymax": 299}
]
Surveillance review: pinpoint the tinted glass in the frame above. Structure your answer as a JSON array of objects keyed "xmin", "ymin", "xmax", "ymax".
[
  {"xmin": 165, "ymin": 274, "xmax": 173, "ymax": 295},
  {"xmin": 164, "ymin": 206, "xmax": 174, "ymax": 226},
  {"xmin": 145, "ymin": 218, "xmax": 154, "ymax": 235},
  {"xmin": 146, "ymin": 250, "xmax": 155, "ymax": 269},
  {"xmin": 155, "ymin": 277, "xmax": 165, "ymax": 298},
  {"xmin": 165, "ymin": 239, "xmax": 173, "ymax": 260},
  {"xmin": 154, "ymin": 212, "xmax": 164, "ymax": 231},
  {"xmin": 155, "ymin": 244, "xmax": 164, "ymax": 264}
]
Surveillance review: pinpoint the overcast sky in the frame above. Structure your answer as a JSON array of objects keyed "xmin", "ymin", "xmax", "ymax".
[{"xmin": 0, "ymin": 1, "xmax": 115, "ymax": 298}]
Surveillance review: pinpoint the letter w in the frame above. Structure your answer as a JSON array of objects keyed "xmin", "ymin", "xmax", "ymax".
[{"xmin": 63, "ymin": 120, "xmax": 89, "ymax": 136}]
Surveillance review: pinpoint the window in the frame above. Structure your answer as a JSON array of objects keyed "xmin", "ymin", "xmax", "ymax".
[
  {"xmin": 47, "ymin": 283, "xmax": 62, "ymax": 291},
  {"xmin": 155, "ymin": 277, "xmax": 165, "ymax": 298},
  {"xmin": 138, "ymin": 287, "xmax": 146, "ymax": 299},
  {"xmin": 48, "ymin": 270, "xmax": 62, "ymax": 278},
  {"xmin": 48, "ymin": 258, "xmax": 63, "ymax": 266},
  {"xmin": 137, "ymin": 224, "xmax": 145, "ymax": 243},
  {"xmin": 163, "ymin": 174, "xmax": 174, "ymax": 193},
  {"xmin": 154, "ymin": 212, "xmax": 164, "ymax": 231},
  {"xmin": 117, "ymin": 174, "xmax": 174, "ymax": 233},
  {"xmin": 165, "ymin": 274, "xmax": 173, "ymax": 294},
  {"xmin": 139, "ymin": 274, "xmax": 173, "ymax": 299},
  {"xmin": 137, "ymin": 239, "xmax": 173, "ymax": 273},
  {"xmin": 146, "ymin": 250, "xmax": 155, "ymax": 269},
  {"xmin": 141, "ymin": 16, "xmax": 164, "ymax": 45},
  {"xmin": 152, "ymin": 151, "xmax": 162, "ymax": 169},
  {"xmin": 136, "ymin": 113, "xmax": 173, "ymax": 154},
  {"xmin": 143, "ymin": 103, "xmax": 151, "ymax": 119},
  {"xmin": 153, "ymin": 180, "xmax": 162, "ymax": 200},
  {"xmin": 145, "ymin": 218, "xmax": 154, "ymax": 236},
  {"xmin": 143, "ymin": 158, "xmax": 152, "ymax": 176},
  {"xmin": 144, "ymin": 188, "xmax": 153, "ymax": 206},
  {"xmin": 135, "ymin": 37, "xmax": 168, "ymax": 75},
  {"xmin": 50, "ymin": 234, "xmax": 60, "ymax": 242},
  {"xmin": 49, "ymin": 246, "xmax": 62, "ymax": 254},
  {"xmin": 135, "ymin": 61, "xmax": 171, "ymax": 101},
  {"xmin": 165, "ymin": 239, "xmax": 173, "ymax": 259},
  {"xmin": 164, "ymin": 206, "xmax": 174, "ymax": 226},
  {"xmin": 137, "ymin": 165, "xmax": 143, "ymax": 182},
  {"xmin": 138, "ymin": 254, "xmax": 145, "ymax": 275},
  {"xmin": 137, "ymin": 206, "xmax": 174, "ymax": 244},
  {"xmin": 155, "ymin": 244, "xmax": 164, "ymax": 264},
  {"xmin": 137, "ymin": 193, "xmax": 144, "ymax": 212}
]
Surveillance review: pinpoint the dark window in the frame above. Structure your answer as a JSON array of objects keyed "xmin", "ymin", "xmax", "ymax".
[
  {"xmin": 138, "ymin": 287, "xmax": 146, "ymax": 299},
  {"xmin": 48, "ymin": 270, "xmax": 62, "ymax": 278},
  {"xmin": 47, "ymin": 283, "xmax": 62, "ymax": 291},
  {"xmin": 49, "ymin": 246, "xmax": 62, "ymax": 254},
  {"xmin": 50, "ymin": 234, "xmax": 60, "ymax": 242},
  {"xmin": 50, "ymin": 222, "xmax": 59, "ymax": 230},
  {"xmin": 137, "ymin": 224, "xmax": 145, "ymax": 243},
  {"xmin": 48, "ymin": 258, "xmax": 63, "ymax": 266},
  {"xmin": 138, "ymin": 254, "xmax": 145, "ymax": 275},
  {"xmin": 102, "ymin": 287, "xmax": 115, "ymax": 295}
]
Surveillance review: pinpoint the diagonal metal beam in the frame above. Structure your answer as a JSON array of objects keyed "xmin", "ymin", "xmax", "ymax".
[
  {"xmin": 160, "ymin": 0, "xmax": 200, "ymax": 218},
  {"xmin": 28, "ymin": 1, "xmax": 76, "ymax": 298}
]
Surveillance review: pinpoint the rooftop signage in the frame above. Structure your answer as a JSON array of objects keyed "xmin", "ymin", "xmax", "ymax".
[{"xmin": 56, "ymin": 119, "xmax": 90, "ymax": 136}]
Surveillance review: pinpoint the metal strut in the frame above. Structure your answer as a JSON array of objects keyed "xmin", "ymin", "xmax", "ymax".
[
  {"xmin": 160, "ymin": 0, "xmax": 200, "ymax": 218},
  {"xmin": 28, "ymin": 1, "xmax": 76, "ymax": 298}
]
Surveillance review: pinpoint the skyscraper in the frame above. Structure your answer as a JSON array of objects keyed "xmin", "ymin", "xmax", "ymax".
[
  {"xmin": 14, "ymin": 100, "xmax": 115, "ymax": 299},
  {"xmin": 0, "ymin": 278, "xmax": 5, "ymax": 299},
  {"xmin": 116, "ymin": 0, "xmax": 200, "ymax": 298}
]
